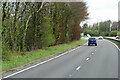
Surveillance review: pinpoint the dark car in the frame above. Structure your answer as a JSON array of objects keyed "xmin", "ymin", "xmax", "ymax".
[
  {"xmin": 88, "ymin": 37, "xmax": 97, "ymax": 46},
  {"xmin": 98, "ymin": 36, "xmax": 103, "ymax": 40},
  {"xmin": 116, "ymin": 36, "xmax": 119, "ymax": 39}
]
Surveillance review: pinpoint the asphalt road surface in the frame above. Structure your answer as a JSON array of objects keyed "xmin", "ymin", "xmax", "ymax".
[{"xmin": 7, "ymin": 39, "xmax": 119, "ymax": 78}]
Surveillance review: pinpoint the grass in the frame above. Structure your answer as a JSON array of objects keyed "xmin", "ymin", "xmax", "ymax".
[
  {"xmin": 2, "ymin": 37, "xmax": 87, "ymax": 71},
  {"xmin": 0, "ymin": 41, "xmax": 1, "ymax": 72}
]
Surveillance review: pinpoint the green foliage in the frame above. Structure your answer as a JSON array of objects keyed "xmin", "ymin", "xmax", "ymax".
[
  {"xmin": 2, "ymin": 38, "xmax": 86, "ymax": 71},
  {"xmin": 109, "ymin": 31, "xmax": 117, "ymax": 36},
  {"xmin": 94, "ymin": 30, "xmax": 99, "ymax": 36},
  {"xmin": 2, "ymin": 2, "xmax": 88, "ymax": 61},
  {"xmin": 82, "ymin": 20, "xmax": 118, "ymax": 37},
  {"xmin": 2, "ymin": 42, "xmax": 11, "ymax": 61},
  {"xmin": 82, "ymin": 23, "xmax": 88, "ymax": 32},
  {"xmin": 105, "ymin": 38, "xmax": 120, "ymax": 46},
  {"xmin": 87, "ymin": 30, "xmax": 94, "ymax": 36},
  {"xmin": 83, "ymin": 30, "xmax": 99, "ymax": 36},
  {"xmin": 41, "ymin": 17, "xmax": 55, "ymax": 48},
  {"xmin": 104, "ymin": 32, "xmax": 109, "ymax": 36},
  {"xmin": 83, "ymin": 30, "xmax": 88, "ymax": 35},
  {"xmin": 0, "ymin": 41, "xmax": 1, "ymax": 61},
  {"xmin": 99, "ymin": 32, "xmax": 105, "ymax": 36},
  {"xmin": 117, "ymin": 31, "xmax": 120, "ymax": 36}
]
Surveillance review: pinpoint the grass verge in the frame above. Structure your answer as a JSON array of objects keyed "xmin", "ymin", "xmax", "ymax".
[
  {"xmin": 105, "ymin": 38, "xmax": 120, "ymax": 47},
  {"xmin": 2, "ymin": 37, "xmax": 87, "ymax": 71}
]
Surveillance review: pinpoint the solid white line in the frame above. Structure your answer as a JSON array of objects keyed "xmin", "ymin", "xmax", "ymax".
[
  {"xmin": 86, "ymin": 58, "xmax": 90, "ymax": 60},
  {"xmin": 3, "ymin": 42, "xmax": 87, "ymax": 79},
  {"xmin": 105, "ymin": 40, "xmax": 120, "ymax": 52},
  {"xmin": 95, "ymin": 50, "xmax": 96, "ymax": 51},
  {"xmin": 76, "ymin": 66, "xmax": 81, "ymax": 70}
]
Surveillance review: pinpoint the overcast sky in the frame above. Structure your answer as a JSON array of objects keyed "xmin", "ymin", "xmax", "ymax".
[{"xmin": 83, "ymin": 0, "xmax": 119, "ymax": 25}]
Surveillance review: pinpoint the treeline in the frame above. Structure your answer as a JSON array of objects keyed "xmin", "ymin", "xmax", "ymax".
[
  {"xmin": 82, "ymin": 20, "xmax": 120, "ymax": 36},
  {"xmin": 2, "ymin": 2, "xmax": 88, "ymax": 60}
]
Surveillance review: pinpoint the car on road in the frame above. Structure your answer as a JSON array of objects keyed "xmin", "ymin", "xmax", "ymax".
[
  {"xmin": 98, "ymin": 36, "xmax": 103, "ymax": 40},
  {"xmin": 116, "ymin": 36, "xmax": 119, "ymax": 39},
  {"xmin": 88, "ymin": 37, "xmax": 97, "ymax": 46},
  {"xmin": 87, "ymin": 34, "xmax": 91, "ymax": 38}
]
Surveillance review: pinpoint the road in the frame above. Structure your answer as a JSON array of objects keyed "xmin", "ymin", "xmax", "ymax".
[{"xmin": 5, "ymin": 39, "xmax": 119, "ymax": 78}]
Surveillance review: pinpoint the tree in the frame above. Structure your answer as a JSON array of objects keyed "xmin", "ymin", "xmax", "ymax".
[{"xmin": 2, "ymin": 2, "xmax": 88, "ymax": 61}]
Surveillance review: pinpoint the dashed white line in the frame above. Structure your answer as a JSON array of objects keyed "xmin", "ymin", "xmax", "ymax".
[
  {"xmin": 86, "ymin": 58, "xmax": 90, "ymax": 60},
  {"xmin": 92, "ymin": 53, "xmax": 94, "ymax": 55},
  {"xmin": 3, "ymin": 43, "xmax": 87, "ymax": 79},
  {"xmin": 76, "ymin": 66, "xmax": 81, "ymax": 70}
]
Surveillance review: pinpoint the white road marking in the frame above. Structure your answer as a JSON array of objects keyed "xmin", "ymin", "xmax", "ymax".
[
  {"xmin": 105, "ymin": 40, "xmax": 120, "ymax": 51},
  {"xmin": 86, "ymin": 58, "xmax": 90, "ymax": 60},
  {"xmin": 3, "ymin": 43, "xmax": 87, "ymax": 79},
  {"xmin": 83, "ymin": 42, "xmax": 87, "ymax": 45},
  {"xmin": 95, "ymin": 50, "xmax": 96, "ymax": 51},
  {"xmin": 92, "ymin": 53, "xmax": 94, "ymax": 55},
  {"xmin": 76, "ymin": 66, "xmax": 81, "ymax": 70}
]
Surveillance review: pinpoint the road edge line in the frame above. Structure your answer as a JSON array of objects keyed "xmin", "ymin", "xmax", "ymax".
[
  {"xmin": 105, "ymin": 39, "xmax": 120, "ymax": 52},
  {"xmin": 3, "ymin": 42, "xmax": 87, "ymax": 79}
]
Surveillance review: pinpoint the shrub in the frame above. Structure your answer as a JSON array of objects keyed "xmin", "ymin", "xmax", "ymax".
[
  {"xmin": 109, "ymin": 31, "xmax": 117, "ymax": 36},
  {"xmin": 83, "ymin": 30, "xmax": 99, "ymax": 36},
  {"xmin": 41, "ymin": 17, "xmax": 55, "ymax": 48},
  {"xmin": 83, "ymin": 30, "xmax": 88, "ymax": 35},
  {"xmin": 2, "ymin": 42, "xmax": 11, "ymax": 61},
  {"xmin": 117, "ymin": 31, "xmax": 120, "ymax": 36},
  {"xmin": 104, "ymin": 32, "xmax": 109, "ymax": 36},
  {"xmin": 93, "ymin": 30, "xmax": 99, "ymax": 36},
  {"xmin": 87, "ymin": 30, "xmax": 94, "ymax": 36},
  {"xmin": 99, "ymin": 32, "xmax": 105, "ymax": 36}
]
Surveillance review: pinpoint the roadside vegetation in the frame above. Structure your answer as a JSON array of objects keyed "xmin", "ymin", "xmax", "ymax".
[
  {"xmin": 1, "ymin": 2, "xmax": 88, "ymax": 71},
  {"xmin": 105, "ymin": 38, "xmax": 120, "ymax": 47},
  {"xmin": 82, "ymin": 20, "xmax": 120, "ymax": 36},
  {"xmin": 2, "ymin": 37, "xmax": 86, "ymax": 71}
]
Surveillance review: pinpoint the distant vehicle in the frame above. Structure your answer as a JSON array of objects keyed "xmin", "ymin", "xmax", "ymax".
[
  {"xmin": 116, "ymin": 36, "xmax": 119, "ymax": 39},
  {"xmin": 98, "ymin": 36, "xmax": 103, "ymax": 40},
  {"xmin": 88, "ymin": 37, "xmax": 97, "ymax": 46},
  {"xmin": 87, "ymin": 34, "xmax": 91, "ymax": 38}
]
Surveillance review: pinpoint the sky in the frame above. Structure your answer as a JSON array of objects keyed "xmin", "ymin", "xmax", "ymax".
[
  {"xmin": 83, "ymin": 0, "xmax": 119, "ymax": 25},
  {"xmin": 2, "ymin": 0, "xmax": 119, "ymax": 25}
]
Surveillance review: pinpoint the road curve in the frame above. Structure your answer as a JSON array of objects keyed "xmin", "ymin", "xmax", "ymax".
[{"xmin": 6, "ymin": 39, "xmax": 119, "ymax": 78}]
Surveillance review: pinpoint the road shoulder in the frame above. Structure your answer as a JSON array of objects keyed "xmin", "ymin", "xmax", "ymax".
[{"xmin": 2, "ymin": 41, "xmax": 87, "ymax": 79}]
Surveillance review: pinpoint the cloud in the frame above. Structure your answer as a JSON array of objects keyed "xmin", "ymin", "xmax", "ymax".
[{"xmin": 84, "ymin": 0, "xmax": 119, "ymax": 25}]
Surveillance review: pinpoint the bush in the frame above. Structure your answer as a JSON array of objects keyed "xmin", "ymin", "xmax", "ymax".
[
  {"xmin": 83, "ymin": 30, "xmax": 99, "ymax": 36},
  {"xmin": 41, "ymin": 17, "xmax": 55, "ymax": 48},
  {"xmin": 104, "ymin": 32, "xmax": 109, "ymax": 36},
  {"xmin": 93, "ymin": 30, "xmax": 99, "ymax": 36},
  {"xmin": 87, "ymin": 30, "xmax": 94, "ymax": 36},
  {"xmin": 109, "ymin": 31, "xmax": 117, "ymax": 36},
  {"xmin": 83, "ymin": 30, "xmax": 88, "ymax": 35},
  {"xmin": 117, "ymin": 31, "xmax": 120, "ymax": 36},
  {"xmin": 2, "ymin": 42, "xmax": 11, "ymax": 61},
  {"xmin": 99, "ymin": 32, "xmax": 105, "ymax": 36}
]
